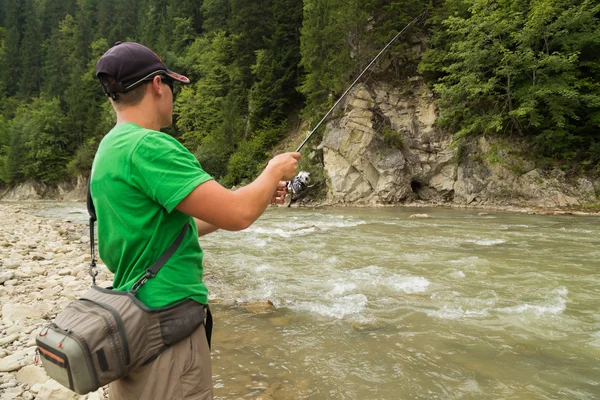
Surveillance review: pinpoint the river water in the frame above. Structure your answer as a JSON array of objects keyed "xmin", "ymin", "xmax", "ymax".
[{"xmin": 30, "ymin": 204, "xmax": 600, "ymax": 399}]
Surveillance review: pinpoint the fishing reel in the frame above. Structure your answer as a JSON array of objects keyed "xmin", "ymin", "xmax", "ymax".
[{"xmin": 287, "ymin": 171, "xmax": 312, "ymax": 200}]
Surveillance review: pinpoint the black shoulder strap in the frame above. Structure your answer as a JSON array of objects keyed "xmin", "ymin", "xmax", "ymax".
[
  {"xmin": 87, "ymin": 178, "xmax": 98, "ymax": 284},
  {"xmin": 129, "ymin": 223, "xmax": 189, "ymax": 294},
  {"xmin": 87, "ymin": 178, "xmax": 97, "ymax": 222},
  {"xmin": 86, "ymin": 176, "xmax": 190, "ymax": 293}
]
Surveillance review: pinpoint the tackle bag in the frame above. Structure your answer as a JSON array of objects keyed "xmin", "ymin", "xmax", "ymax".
[{"xmin": 35, "ymin": 185, "xmax": 208, "ymax": 395}]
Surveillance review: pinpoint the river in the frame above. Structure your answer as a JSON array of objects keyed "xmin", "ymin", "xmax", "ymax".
[{"xmin": 30, "ymin": 203, "xmax": 600, "ymax": 399}]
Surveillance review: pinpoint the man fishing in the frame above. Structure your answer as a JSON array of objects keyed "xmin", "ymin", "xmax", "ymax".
[{"xmin": 91, "ymin": 41, "xmax": 300, "ymax": 400}]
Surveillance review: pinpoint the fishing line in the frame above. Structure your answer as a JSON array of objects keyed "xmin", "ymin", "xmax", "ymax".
[{"xmin": 287, "ymin": 10, "xmax": 429, "ymax": 198}]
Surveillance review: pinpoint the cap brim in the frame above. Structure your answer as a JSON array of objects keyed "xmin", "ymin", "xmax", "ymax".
[{"xmin": 166, "ymin": 70, "xmax": 191, "ymax": 84}]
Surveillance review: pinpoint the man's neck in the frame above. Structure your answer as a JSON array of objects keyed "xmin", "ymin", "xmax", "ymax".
[{"xmin": 116, "ymin": 107, "xmax": 161, "ymax": 131}]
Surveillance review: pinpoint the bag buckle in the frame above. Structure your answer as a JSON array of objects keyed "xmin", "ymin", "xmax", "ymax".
[{"xmin": 130, "ymin": 269, "xmax": 156, "ymax": 294}]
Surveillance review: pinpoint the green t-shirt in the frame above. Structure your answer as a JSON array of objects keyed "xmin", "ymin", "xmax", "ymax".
[{"xmin": 90, "ymin": 122, "xmax": 213, "ymax": 308}]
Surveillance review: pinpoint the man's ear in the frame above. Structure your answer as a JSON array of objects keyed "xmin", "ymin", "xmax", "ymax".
[{"xmin": 150, "ymin": 75, "xmax": 164, "ymax": 96}]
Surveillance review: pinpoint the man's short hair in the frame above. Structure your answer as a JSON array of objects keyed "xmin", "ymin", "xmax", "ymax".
[{"xmin": 99, "ymin": 74, "xmax": 148, "ymax": 108}]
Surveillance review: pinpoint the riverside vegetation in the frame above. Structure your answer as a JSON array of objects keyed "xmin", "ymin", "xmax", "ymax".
[{"xmin": 0, "ymin": 0, "xmax": 599, "ymax": 200}]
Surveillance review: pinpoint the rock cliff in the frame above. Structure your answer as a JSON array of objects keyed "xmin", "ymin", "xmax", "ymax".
[
  {"xmin": 0, "ymin": 176, "xmax": 87, "ymax": 203},
  {"xmin": 320, "ymin": 81, "xmax": 598, "ymax": 208}
]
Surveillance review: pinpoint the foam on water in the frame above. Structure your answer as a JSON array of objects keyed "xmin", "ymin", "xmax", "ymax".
[
  {"xmin": 255, "ymin": 264, "xmax": 270, "ymax": 272},
  {"xmin": 473, "ymin": 239, "xmax": 507, "ymax": 246},
  {"xmin": 244, "ymin": 217, "xmax": 366, "ymax": 238},
  {"xmin": 400, "ymin": 252, "xmax": 432, "ymax": 262},
  {"xmin": 346, "ymin": 265, "xmax": 431, "ymax": 295},
  {"xmin": 387, "ymin": 275, "xmax": 430, "ymax": 294},
  {"xmin": 499, "ymin": 300, "xmax": 566, "ymax": 316},
  {"xmin": 328, "ymin": 281, "xmax": 357, "ymax": 296},
  {"xmin": 426, "ymin": 288, "xmax": 567, "ymax": 320},
  {"xmin": 427, "ymin": 306, "xmax": 489, "ymax": 319},
  {"xmin": 498, "ymin": 287, "xmax": 568, "ymax": 316},
  {"xmin": 289, "ymin": 293, "xmax": 368, "ymax": 319},
  {"xmin": 349, "ymin": 265, "xmax": 386, "ymax": 283},
  {"xmin": 249, "ymin": 237, "xmax": 268, "ymax": 247},
  {"xmin": 448, "ymin": 256, "xmax": 484, "ymax": 266},
  {"xmin": 451, "ymin": 270, "xmax": 466, "ymax": 278}
]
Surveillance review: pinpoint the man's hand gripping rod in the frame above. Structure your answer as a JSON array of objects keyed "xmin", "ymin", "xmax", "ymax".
[{"xmin": 287, "ymin": 10, "xmax": 428, "ymax": 198}]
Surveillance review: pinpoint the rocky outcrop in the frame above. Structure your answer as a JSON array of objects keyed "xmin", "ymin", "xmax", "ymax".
[
  {"xmin": 453, "ymin": 138, "xmax": 597, "ymax": 207},
  {"xmin": 322, "ymin": 81, "xmax": 452, "ymax": 205},
  {"xmin": 320, "ymin": 81, "xmax": 598, "ymax": 208},
  {"xmin": 0, "ymin": 176, "xmax": 87, "ymax": 202}
]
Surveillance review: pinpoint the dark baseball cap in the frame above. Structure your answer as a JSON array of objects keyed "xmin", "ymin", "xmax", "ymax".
[{"xmin": 96, "ymin": 41, "xmax": 190, "ymax": 97}]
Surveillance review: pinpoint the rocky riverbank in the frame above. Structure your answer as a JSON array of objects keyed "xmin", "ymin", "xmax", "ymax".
[
  {"xmin": 0, "ymin": 203, "xmax": 285, "ymax": 400},
  {"xmin": 0, "ymin": 204, "xmax": 110, "ymax": 400}
]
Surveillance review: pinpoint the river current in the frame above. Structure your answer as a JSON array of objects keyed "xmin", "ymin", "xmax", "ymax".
[{"xmin": 31, "ymin": 204, "xmax": 600, "ymax": 399}]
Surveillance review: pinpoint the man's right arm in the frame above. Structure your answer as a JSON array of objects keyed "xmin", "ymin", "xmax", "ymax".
[{"xmin": 176, "ymin": 152, "xmax": 301, "ymax": 231}]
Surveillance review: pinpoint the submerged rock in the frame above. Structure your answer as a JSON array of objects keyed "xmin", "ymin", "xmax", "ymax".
[{"xmin": 240, "ymin": 300, "xmax": 276, "ymax": 314}]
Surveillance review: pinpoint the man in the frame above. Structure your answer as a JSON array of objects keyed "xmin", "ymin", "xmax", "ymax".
[{"xmin": 92, "ymin": 41, "xmax": 300, "ymax": 400}]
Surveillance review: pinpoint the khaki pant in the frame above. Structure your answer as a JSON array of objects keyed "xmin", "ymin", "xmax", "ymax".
[{"xmin": 109, "ymin": 324, "xmax": 212, "ymax": 400}]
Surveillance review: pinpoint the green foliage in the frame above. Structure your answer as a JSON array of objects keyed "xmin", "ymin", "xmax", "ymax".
[
  {"xmin": 1, "ymin": 0, "xmax": 597, "ymax": 193},
  {"xmin": 67, "ymin": 139, "xmax": 98, "ymax": 176},
  {"xmin": 1, "ymin": 98, "xmax": 69, "ymax": 184},
  {"xmin": 299, "ymin": 0, "xmax": 358, "ymax": 119},
  {"xmin": 420, "ymin": 0, "xmax": 600, "ymax": 167},
  {"xmin": 224, "ymin": 119, "xmax": 286, "ymax": 186}
]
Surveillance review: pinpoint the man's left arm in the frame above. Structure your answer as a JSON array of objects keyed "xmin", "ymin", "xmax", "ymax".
[
  {"xmin": 193, "ymin": 181, "xmax": 288, "ymax": 237},
  {"xmin": 195, "ymin": 218, "xmax": 219, "ymax": 237}
]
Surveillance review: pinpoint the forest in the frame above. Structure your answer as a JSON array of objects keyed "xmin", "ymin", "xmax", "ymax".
[{"xmin": 0, "ymin": 0, "xmax": 598, "ymax": 188}]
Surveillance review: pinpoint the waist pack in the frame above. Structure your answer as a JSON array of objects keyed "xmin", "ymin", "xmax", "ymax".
[{"xmin": 36, "ymin": 185, "xmax": 210, "ymax": 395}]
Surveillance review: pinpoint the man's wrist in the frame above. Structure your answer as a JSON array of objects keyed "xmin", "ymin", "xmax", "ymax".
[{"xmin": 265, "ymin": 161, "xmax": 283, "ymax": 181}]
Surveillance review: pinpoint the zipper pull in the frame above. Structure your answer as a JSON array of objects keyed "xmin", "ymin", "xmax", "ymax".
[
  {"xmin": 39, "ymin": 325, "xmax": 50, "ymax": 337},
  {"xmin": 58, "ymin": 330, "xmax": 71, "ymax": 348}
]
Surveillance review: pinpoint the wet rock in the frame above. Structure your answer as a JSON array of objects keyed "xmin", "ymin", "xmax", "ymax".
[{"xmin": 240, "ymin": 300, "xmax": 276, "ymax": 314}]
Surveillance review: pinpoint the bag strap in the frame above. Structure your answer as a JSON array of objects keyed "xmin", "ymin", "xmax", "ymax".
[
  {"xmin": 87, "ymin": 179, "xmax": 98, "ymax": 285},
  {"xmin": 129, "ymin": 223, "xmax": 189, "ymax": 294},
  {"xmin": 87, "ymin": 177, "xmax": 190, "ymax": 293}
]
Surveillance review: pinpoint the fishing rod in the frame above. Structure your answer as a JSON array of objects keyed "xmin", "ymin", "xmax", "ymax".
[{"xmin": 287, "ymin": 10, "xmax": 429, "ymax": 198}]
